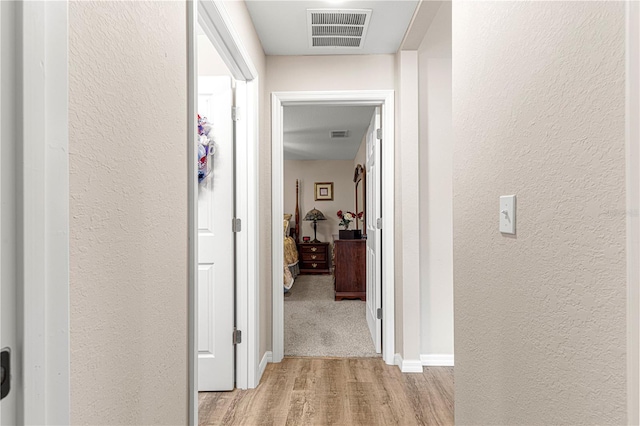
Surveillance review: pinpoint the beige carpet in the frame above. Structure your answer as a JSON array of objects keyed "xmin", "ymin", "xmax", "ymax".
[{"xmin": 284, "ymin": 275, "xmax": 379, "ymax": 358}]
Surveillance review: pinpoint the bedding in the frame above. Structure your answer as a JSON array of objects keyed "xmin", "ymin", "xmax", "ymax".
[{"xmin": 283, "ymin": 215, "xmax": 300, "ymax": 290}]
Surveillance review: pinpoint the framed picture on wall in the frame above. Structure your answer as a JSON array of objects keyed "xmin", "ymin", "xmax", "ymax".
[{"xmin": 314, "ymin": 182, "xmax": 334, "ymax": 201}]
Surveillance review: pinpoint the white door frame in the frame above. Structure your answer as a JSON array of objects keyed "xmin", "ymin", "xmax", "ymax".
[
  {"xmin": 271, "ymin": 90, "xmax": 395, "ymax": 365},
  {"xmin": 188, "ymin": 0, "xmax": 260, "ymax": 423},
  {"xmin": 10, "ymin": 1, "xmax": 70, "ymax": 423},
  {"xmin": 626, "ymin": 2, "xmax": 640, "ymax": 424}
]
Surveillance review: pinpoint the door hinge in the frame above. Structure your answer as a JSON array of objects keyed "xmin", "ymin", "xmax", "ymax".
[
  {"xmin": 376, "ymin": 218, "xmax": 383, "ymax": 230},
  {"xmin": 376, "ymin": 308, "xmax": 382, "ymax": 320},
  {"xmin": 233, "ymin": 327, "xmax": 242, "ymax": 345},
  {"xmin": 232, "ymin": 218, "xmax": 242, "ymax": 233},
  {"xmin": 232, "ymin": 106, "xmax": 240, "ymax": 122},
  {"xmin": 376, "ymin": 128, "xmax": 382, "ymax": 140}
]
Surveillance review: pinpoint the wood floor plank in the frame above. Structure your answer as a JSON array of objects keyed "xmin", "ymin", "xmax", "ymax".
[{"xmin": 198, "ymin": 357, "xmax": 454, "ymax": 426}]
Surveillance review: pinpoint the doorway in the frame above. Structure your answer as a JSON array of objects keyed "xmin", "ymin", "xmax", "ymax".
[
  {"xmin": 271, "ymin": 91, "xmax": 395, "ymax": 365},
  {"xmin": 188, "ymin": 1, "xmax": 260, "ymax": 423},
  {"xmin": 195, "ymin": 23, "xmax": 236, "ymax": 392},
  {"xmin": 282, "ymin": 105, "xmax": 378, "ymax": 358}
]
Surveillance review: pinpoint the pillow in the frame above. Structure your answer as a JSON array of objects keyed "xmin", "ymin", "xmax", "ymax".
[
  {"xmin": 283, "ymin": 219, "xmax": 290, "ymax": 237},
  {"xmin": 283, "ymin": 214, "xmax": 292, "ymax": 221}
]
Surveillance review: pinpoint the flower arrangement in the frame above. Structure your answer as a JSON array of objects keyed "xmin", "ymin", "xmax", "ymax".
[
  {"xmin": 337, "ymin": 210, "xmax": 363, "ymax": 230},
  {"xmin": 197, "ymin": 114, "xmax": 216, "ymax": 183}
]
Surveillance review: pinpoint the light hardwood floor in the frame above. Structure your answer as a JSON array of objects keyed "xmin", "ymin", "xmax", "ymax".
[{"xmin": 199, "ymin": 357, "xmax": 454, "ymax": 426}]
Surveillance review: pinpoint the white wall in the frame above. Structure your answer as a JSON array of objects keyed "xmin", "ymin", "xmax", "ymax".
[
  {"xmin": 267, "ymin": 55, "xmax": 395, "ymax": 92},
  {"xmin": 453, "ymin": 2, "xmax": 627, "ymax": 423},
  {"xmin": 69, "ymin": 2, "xmax": 188, "ymax": 423},
  {"xmin": 198, "ymin": 33, "xmax": 230, "ymax": 77},
  {"xmin": 284, "ymin": 160, "xmax": 356, "ymax": 244},
  {"xmin": 395, "ymin": 50, "xmax": 421, "ymax": 364},
  {"xmin": 418, "ymin": 3, "xmax": 454, "ymax": 361}
]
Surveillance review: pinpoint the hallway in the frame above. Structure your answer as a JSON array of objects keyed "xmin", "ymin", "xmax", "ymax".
[{"xmin": 198, "ymin": 358, "xmax": 454, "ymax": 425}]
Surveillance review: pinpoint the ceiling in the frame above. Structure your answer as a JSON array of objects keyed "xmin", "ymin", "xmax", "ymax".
[
  {"xmin": 245, "ymin": 1, "xmax": 419, "ymax": 55},
  {"xmin": 284, "ymin": 105, "xmax": 375, "ymax": 160}
]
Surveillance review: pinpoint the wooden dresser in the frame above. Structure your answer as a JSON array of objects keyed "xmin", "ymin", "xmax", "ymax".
[
  {"xmin": 298, "ymin": 242, "xmax": 330, "ymax": 274},
  {"xmin": 333, "ymin": 239, "xmax": 366, "ymax": 301}
]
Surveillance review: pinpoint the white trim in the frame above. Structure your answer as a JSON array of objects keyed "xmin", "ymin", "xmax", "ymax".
[
  {"xmin": 394, "ymin": 353, "xmax": 423, "ymax": 373},
  {"xmin": 42, "ymin": 2, "xmax": 70, "ymax": 423},
  {"xmin": 627, "ymin": 1, "xmax": 640, "ymax": 424},
  {"xmin": 420, "ymin": 354, "xmax": 454, "ymax": 367},
  {"xmin": 235, "ymin": 80, "xmax": 249, "ymax": 390},
  {"xmin": 271, "ymin": 93, "xmax": 285, "ymax": 363},
  {"xmin": 257, "ymin": 351, "xmax": 272, "ymax": 385},
  {"xmin": 234, "ymin": 79, "xmax": 261, "ymax": 390},
  {"xmin": 394, "ymin": 353, "xmax": 403, "ymax": 369},
  {"xmin": 21, "ymin": 1, "xmax": 70, "ymax": 423},
  {"xmin": 187, "ymin": 0, "xmax": 198, "ymax": 423},
  {"xmin": 246, "ymin": 77, "xmax": 261, "ymax": 389},
  {"xmin": 271, "ymin": 90, "xmax": 395, "ymax": 365}
]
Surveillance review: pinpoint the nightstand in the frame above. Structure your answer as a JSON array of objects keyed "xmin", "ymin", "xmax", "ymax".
[{"xmin": 298, "ymin": 242, "xmax": 330, "ymax": 275}]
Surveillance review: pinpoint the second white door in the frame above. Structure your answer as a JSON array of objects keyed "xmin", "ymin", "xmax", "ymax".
[
  {"xmin": 197, "ymin": 76, "xmax": 235, "ymax": 391},
  {"xmin": 365, "ymin": 108, "xmax": 382, "ymax": 354}
]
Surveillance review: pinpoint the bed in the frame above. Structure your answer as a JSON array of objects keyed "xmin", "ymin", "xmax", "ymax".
[{"xmin": 283, "ymin": 180, "xmax": 301, "ymax": 291}]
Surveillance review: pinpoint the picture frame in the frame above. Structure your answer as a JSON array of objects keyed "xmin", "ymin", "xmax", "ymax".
[{"xmin": 314, "ymin": 182, "xmax": 334, "ymax": 201}]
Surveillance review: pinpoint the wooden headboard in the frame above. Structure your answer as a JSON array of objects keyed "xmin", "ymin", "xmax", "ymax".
[{"xmin": 294, "ymin": 179, "xmax": 300, "ymax": 244}]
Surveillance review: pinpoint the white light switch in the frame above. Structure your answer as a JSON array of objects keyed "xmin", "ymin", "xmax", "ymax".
[{"xmin": 499, "ymin": 195, "xmax": 516, "ymax": 234}]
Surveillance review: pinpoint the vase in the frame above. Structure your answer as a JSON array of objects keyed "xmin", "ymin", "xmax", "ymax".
[{"xmin": 339, "ymin": 229, "xmax": 362, "ymax": 240}]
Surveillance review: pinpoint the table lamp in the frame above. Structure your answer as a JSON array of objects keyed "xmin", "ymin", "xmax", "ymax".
[{"xmin": 303, "ymin": 208, "xmax": 326, "ymax": 243}]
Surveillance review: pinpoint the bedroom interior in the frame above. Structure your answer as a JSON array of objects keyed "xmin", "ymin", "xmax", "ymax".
[{"xmin": 282, "ymin": 105, "xmax": 379, "ymax": 358}]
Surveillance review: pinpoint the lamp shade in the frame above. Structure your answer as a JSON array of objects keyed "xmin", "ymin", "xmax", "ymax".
[{"xmin": 303, "ymin": 208, "xmax": 326, "ymax": 221}]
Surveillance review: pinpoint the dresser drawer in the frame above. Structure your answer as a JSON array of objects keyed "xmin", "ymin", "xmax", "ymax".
[
  {"xmin": 301, "ymin": 252, "xmax": 326, "ymax": 262},
  {"xmin": 300, "ymin": 245, "xmax": 323, "ymax": 253},
  {"xmin": 300, "ymin": 260, "xmax": 328, "ymax": 270}
]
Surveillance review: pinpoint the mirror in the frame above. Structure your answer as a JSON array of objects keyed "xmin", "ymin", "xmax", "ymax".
[{"xmin": 354, "ymin": 164, "xmax": 366, "ymax": 234}]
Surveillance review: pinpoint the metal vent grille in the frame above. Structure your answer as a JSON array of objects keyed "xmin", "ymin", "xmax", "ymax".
[
  {"xmin": 307, "ymin": 9, "xmax": 371, "ymax": 49},
  {"xmin": 331, "ymin": 130, "xmax": 349, "ymax": 138},
  {"xmin": 314, "ymin": 38, "xmax": 361, "ymax": 48},
  {"xmin": 312, "ymin": 26, "xmax": 364, "ymax": 37},
  {"xmin": 311, "ymin": 12, "xmax": 367, "ymax": 26}
]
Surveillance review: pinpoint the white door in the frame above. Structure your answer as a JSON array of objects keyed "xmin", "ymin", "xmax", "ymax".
[
  {"xmin": 365, "ymin": 108, "xmax": 382, "ymax": 353},
  {"xmin": 1, "ymin": 0, "xmax": 18, "ymax": 420},
  {"xmin": 197, "ymin": 76, "xmax": 235, "ymax": 391}
]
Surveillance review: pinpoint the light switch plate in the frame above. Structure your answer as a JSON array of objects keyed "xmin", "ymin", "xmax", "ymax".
[{"xmin": 499, "ymin": 195, "xmax": 516, "ymax": 234}]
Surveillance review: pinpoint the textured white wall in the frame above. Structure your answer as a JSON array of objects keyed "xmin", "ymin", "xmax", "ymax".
[
  {"xmin": 395, "ymin": 50, "xmax": 421, "ymax": 363},
  {"xmin": 418, "ymin": 3, "xmax": 453, "ymax": 358},
  {"xmin": 453, "ymin": 2, "xmax": 627, "ymax": 423},
  {"xmin": 267, "ymin": 55, "xmax": 395, "ymax": 92},
  {"xmin": 284, "ymin": 160, "xmax": 356, "ymax": 243},
  {"xmin": 69, "ymin": 1, "xmax": 187, "ymax": 424},
  {"xmin": 198, "ymin": 34, "xmax": 230, "ymax": 77}
]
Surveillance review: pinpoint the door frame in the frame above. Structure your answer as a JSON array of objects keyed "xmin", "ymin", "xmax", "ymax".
[
  {"xmin": 626, "ymin": 1, "xmax": 640, "ymax": 424},
  {"xmin": 8, "ymin": 1, "xmax": 71, "ymax": 423},
  {"xmin": 271, "ymin": 90, "xmax": 395, "ymax": 365},
  {"xmin": 188, "ymin": 0, "xmax": 260, "ymax": 423}
]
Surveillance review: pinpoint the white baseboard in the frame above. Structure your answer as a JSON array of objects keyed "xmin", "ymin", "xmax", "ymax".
[
  {"xmin": 394, "ymin": 353, "xmax": 423, "ymax": 373},
  {"xmin": 420, "ymin": 353, "xmax": 454, "ymax": 367},
  {"xmin": 257, "ymin": 351, "xmax": 272, "ymax": 385}
]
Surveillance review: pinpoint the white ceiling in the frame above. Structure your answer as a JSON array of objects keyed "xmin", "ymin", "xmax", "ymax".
[
  {"xmin": 284, "ymin": 105, "xmax": 375, "ymax": 160},
  {"xmin": 245, "ymin": 1, "xmax": 419, "ymax": 55}
]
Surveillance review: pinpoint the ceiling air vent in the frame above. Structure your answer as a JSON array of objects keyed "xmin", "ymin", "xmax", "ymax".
[
  {"xmin": 331, "ymin": 130, "xmax": 349, "ymax": 138},
  {"xmin": 307, "ymin": 9, "xmax": 372, "ymax": 49}
]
